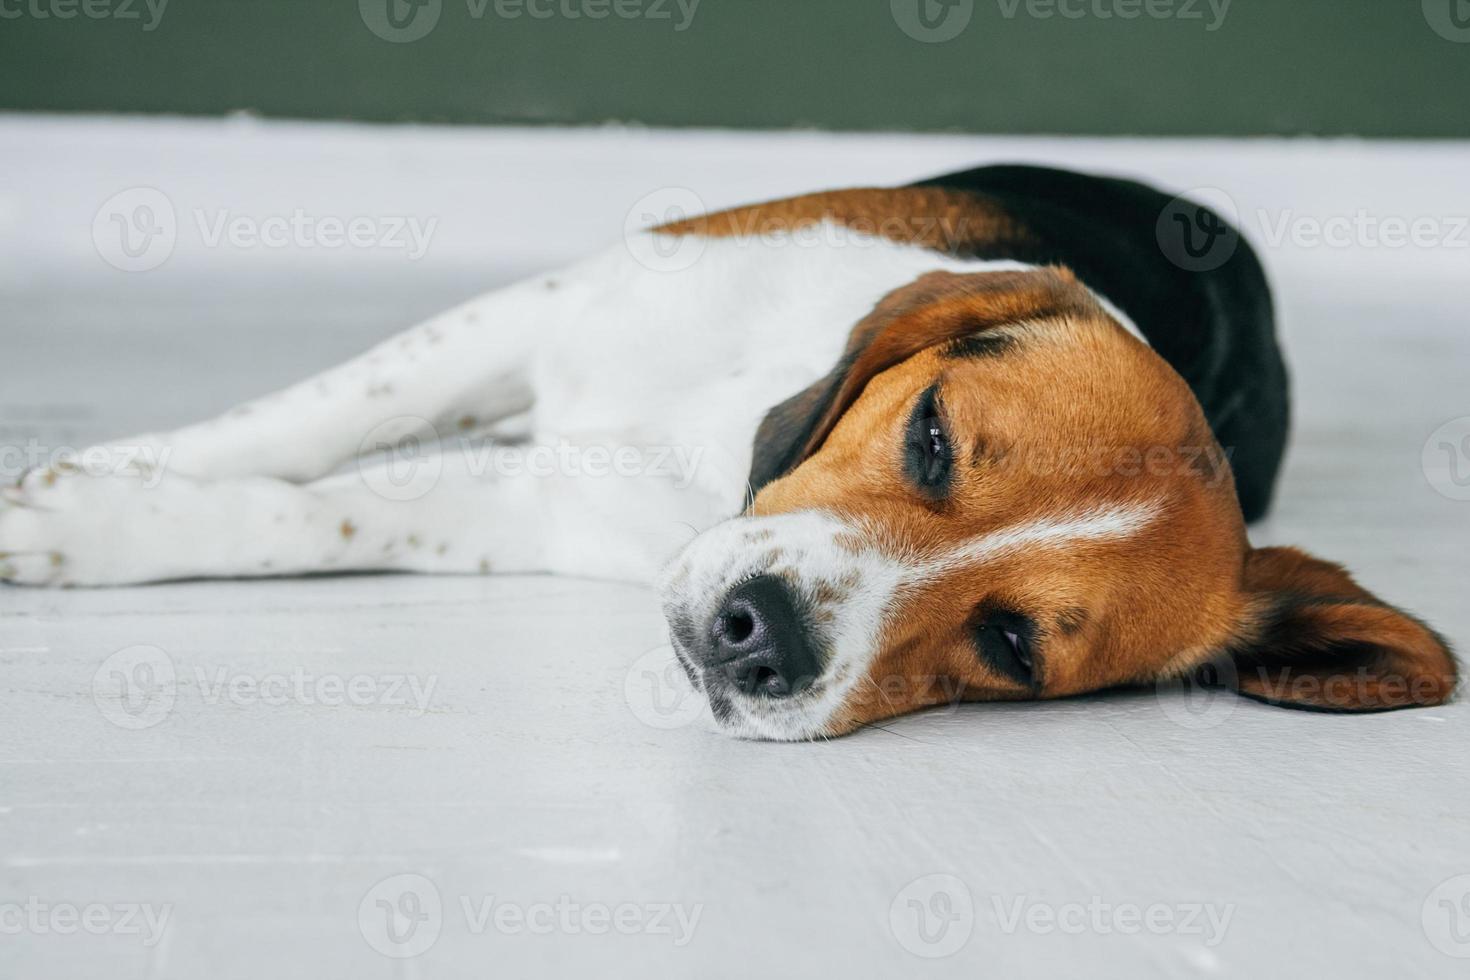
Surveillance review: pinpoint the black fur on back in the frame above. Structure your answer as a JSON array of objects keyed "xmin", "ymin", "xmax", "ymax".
[{"xmin": 912, "ymin": 164, "xmax": 1288, "ymax": 522}]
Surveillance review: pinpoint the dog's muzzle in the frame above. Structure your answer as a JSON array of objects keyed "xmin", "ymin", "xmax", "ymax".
[
  {"xmin": 658, "ymin": 511, "xmax": 910, "ymax": 739},
  {"xmin": 694, "ymin": 574, "xmax": 821, "ymax": 699}
]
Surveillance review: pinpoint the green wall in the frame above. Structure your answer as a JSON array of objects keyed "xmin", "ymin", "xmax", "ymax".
[{"xmin": 2, "ymin": 0, "xmax": 1468, "ymax": 136}]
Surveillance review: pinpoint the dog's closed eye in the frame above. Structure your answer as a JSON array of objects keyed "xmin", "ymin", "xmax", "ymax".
[
  {"xmin": 903, "ymin": 383, "xmax": 953, "ymax": 499},
  {"xmin": 970, "ymin": 606, "xmax": 1039, "ymax": 688}
]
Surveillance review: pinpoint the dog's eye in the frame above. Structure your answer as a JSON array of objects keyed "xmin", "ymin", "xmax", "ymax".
[
  {"xmin": 903, "ymin": 384, "xmax": 953, "ymax": 496},
  {"xmin": 971, "ymin": 609, "xmax": 1038, "ymax": 687}
]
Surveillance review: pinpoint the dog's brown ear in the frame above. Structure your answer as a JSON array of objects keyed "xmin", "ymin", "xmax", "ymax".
[
  {"xmin": 1216, "ymin": 546, "xmax": 1457, "ymax": 711},
  {"xmin": 748, "ymin": 266, "xmax": 1102, "ymax": 492}
]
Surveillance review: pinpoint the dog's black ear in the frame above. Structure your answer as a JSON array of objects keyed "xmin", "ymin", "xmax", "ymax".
[
  {"xmin": 1211, "ymin": 546, "xmax": 1457, "ymax": 711},
  {"xmin": 748, "ymin": 266, "xmax": 1102, "ymax": 493}
]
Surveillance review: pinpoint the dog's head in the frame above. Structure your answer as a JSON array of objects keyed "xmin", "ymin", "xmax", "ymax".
[{"xmin": 659, "ymin": 267, "xmax": 1456, "ymax": 739}]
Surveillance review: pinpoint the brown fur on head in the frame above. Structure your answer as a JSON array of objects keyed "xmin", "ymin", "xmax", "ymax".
[{"xmin": 664, "ymin": 267, "xmax": 1456, "ymax": 739}]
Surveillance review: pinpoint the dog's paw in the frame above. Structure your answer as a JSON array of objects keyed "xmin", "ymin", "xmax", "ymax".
[{"xmin": 0, "ymin": 463, "xmax": 198, "ymax": 587}]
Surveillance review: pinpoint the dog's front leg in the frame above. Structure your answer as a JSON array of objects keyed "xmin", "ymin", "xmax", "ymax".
[
  {"xmin": 0, "ymin": 447, "xmax": 543, "ymax": 586},
  {"xmin": 86, "ymin": 272, "xmax": 578, "ymax": 485},
  {"xmin": 0, "ymin": 437, "xmax": 707, "ymax": 586}
]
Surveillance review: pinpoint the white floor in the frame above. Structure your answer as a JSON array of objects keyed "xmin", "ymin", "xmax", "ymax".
[{"xmin": 2, "ymin": 116, "xmax": 1469, "ymax": 979}]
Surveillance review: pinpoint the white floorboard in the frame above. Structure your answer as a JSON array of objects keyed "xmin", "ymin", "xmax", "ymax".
[{"xmin": 2, "ymin": 116, "xmax": 1468, "ymax": 979}]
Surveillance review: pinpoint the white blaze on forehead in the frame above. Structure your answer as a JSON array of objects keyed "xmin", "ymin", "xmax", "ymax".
[{"xmin": 908, "ymin": 501, "xmax": 1162, "ymax": 580}]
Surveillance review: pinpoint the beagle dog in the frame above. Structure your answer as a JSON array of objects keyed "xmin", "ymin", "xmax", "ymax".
[{"xmin": 0, "ymin": 164, "xmax": 1456, "ymax": 739}]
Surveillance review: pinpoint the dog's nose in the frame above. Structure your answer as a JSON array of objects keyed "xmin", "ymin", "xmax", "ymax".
[{"xmin": 707, "ymin": 575, "xmax": 820, "ymax": 698}]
